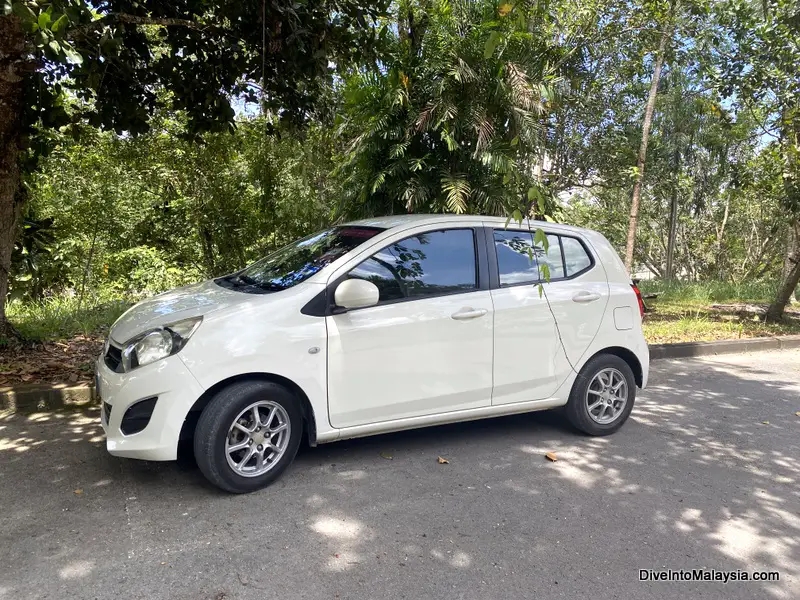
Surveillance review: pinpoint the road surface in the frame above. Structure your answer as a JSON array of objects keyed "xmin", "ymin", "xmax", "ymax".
[{"xmin": 1, "ymin": 349, "xmax": 799, "ymax": 600}]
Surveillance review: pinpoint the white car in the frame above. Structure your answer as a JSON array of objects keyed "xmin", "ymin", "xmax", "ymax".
[{"xmin": 97, "ymin": 215, "xmax": 648, "ymax": 493}]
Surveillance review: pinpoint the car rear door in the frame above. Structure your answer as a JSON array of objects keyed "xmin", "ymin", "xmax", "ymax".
[
  {"xmin": 326, "ymin": 225, "xmax": 494, "ymax": 428},
  {"xmin": 537, "ymin": 233, "xmax": 609, "ymax": 366},
  {"xmin": 488, "ymin": 227, "xmax": 571, "ymax": 405}
]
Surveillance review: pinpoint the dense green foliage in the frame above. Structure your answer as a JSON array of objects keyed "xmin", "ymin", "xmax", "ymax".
[{"xmin": 3, "ymin": 0, "xmax": 800, "ymax": 323}]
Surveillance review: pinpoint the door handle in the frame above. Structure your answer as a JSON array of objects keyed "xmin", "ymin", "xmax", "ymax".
[
  {"xmin": 451, "ymin": 308, "xmax": 488, "ymax": 320},
  {"xmin": 572, "ymin": 291, "xmax": 601, "ymax": 303}
]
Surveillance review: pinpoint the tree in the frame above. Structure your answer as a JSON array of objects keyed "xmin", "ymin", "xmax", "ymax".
[
  {"xmin": 713, "ymin": 0, "xmax": 800, "ymax": 319},
  {"xmin": 0, "ymin": 0, "xmax": 387, "ymax": 335},
  {"xmin": 623, "ymin": 0, "xmax": 677, "ymax": 273},
  {"xmin": 334, "ymin": 0, "xmax": 575, "ymax": 220}
]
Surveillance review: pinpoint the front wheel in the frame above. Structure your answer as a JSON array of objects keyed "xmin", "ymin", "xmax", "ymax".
[
  {"xmin": 564, "ymin": 354, "xmax": 636, "ymax": 436},
  {"xmin": 194, "ymin": 380, "xmax": 302, "ymax": 493}
]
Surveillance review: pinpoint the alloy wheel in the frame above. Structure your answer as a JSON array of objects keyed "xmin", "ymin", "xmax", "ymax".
[
  {"xmin": 585, "ymin": 367, "xmax": 628, "ymax": 425},
  {"xmin": 225, "ymin": 401, "xmax": 291, "ymax": 477}
]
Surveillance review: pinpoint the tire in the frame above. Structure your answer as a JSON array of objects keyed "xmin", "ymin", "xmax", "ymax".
[
  {"xmin": 564, "ymin": 353, "xmax": 636, "ymax": 436},
  {"xmin": 194, "ymin": 380, "xmax": 303, "ymax": 493}
]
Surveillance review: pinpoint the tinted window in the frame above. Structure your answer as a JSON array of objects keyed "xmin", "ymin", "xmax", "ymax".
[
  {"xmin": 494, "ymin": 230, "xmax": 538, "ymax": 286},
  {"xmin": 349, "ymin": 229, "xmax": 477, "ymax": 302},
  {"xmin": 536, "ymin": 234, "xmax": 565, "ymax": 279},
  {"xmin": 224, "ymin": 226, "xmax": 383, "ymax": 292},
  {"xmin": 562, "ymin": 237, "xmax": 592, "ymax": 276}
]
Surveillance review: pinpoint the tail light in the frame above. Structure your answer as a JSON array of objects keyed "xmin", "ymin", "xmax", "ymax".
[{"xmin": 631, "ymin": 283, "xmax": 645, "ymax": 318}]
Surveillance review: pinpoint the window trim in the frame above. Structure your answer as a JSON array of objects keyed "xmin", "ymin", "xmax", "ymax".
[
  {"xmin": 301, "ymin": 227, "xmax": 489, "ymax": 316},
  {"xmin": 487, "ymin": 227, "xmax": 596, "ymax": 289}
]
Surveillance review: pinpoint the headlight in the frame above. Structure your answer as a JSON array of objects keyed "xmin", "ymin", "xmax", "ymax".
[{"xmin": 121, "ymin": 317, "xmax": 202, "ymax": 371}]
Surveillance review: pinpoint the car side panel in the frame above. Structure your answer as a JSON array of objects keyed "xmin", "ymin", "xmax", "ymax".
[{"xmin": 179, "ymin": 282, "xmax": 337, "ymax": 440}]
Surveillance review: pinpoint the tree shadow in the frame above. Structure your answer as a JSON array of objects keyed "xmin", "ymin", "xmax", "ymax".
[{"xmin": 1, "ymin": 352, "xmax": 798, "ymax": 599}]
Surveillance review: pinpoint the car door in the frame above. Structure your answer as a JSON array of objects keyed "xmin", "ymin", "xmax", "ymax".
[
  {"xmin": 488, "ymin": 227, "xmax": 571, "ymax": 405},
  {"xmin": 326, "ymin": 226, "xmax": 494, "ymax": 429},
  {"xmin": 537, "ymin": 233, "xmax": 609, "ymax": 366}
]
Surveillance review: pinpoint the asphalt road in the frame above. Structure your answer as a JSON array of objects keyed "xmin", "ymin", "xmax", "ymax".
[{"xmin": 1, "ymin": 349, "xmax": 799, "ymax": 600}]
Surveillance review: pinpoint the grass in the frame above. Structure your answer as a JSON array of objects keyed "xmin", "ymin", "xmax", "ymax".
[
  {"xmin": 4, "ymin": 295, "xmax": 130, "ymax": 342},
  {"xmin": 638, "ymin": 280, "xmax": 800, "ymax": 344},
  {"xmin": 637, "ymin": 280, "xmax": 780, "ymax": 306}
]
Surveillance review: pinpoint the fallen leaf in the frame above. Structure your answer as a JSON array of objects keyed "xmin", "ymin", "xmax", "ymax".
[
  {"xmin": 379, "ymin": 451, "xmax": 393, "ymax": 460},
  {"xmin": 437, "ymin": 456, "xmax": 449, "ymax": 464},
  {"xmin": 545, "ymin": 452, "xmax": 558, "ymax": 462},
  {"xmin": 761, "ymin": 421, "xmax": 769, "ymax": 425},
  {"xmin": 73, "ymin": 489, "xmax": 83, "ymax": 495}
]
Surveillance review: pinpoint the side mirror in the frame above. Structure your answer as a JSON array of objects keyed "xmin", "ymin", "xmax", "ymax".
[{"xmin": 334, "ymin": 279, "xmax": 380, "ymax": 311}]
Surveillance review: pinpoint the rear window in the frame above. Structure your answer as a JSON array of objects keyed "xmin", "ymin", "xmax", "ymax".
[{"xmin": 562, "ymin": 236, "xmax": 592, "ymax": 276}]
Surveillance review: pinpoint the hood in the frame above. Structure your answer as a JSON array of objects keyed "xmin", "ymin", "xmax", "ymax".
[{"xmin": 110, "ymin": 279, "xmax": 250, "ymax": 344}]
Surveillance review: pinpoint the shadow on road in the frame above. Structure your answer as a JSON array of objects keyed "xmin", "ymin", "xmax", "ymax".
[{"xmin": 0, "ymin": 352, "xmax": 798, "ymax": 600}]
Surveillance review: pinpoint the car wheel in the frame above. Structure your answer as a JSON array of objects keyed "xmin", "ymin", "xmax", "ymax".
[
  {"xmin": 194, "ymin": 380, "xmax": 303, "ymax": 493},
  {"xmin": 565, "ymin": 354, "xmax": 636, "ymax": 436}
]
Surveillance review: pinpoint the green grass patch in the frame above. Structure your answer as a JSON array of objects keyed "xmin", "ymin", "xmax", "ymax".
[
  {"xmin": 639, "ymin": 279, "xmax": 800, "ymax": 344},
  {"xmin": 5, "ymin": 295, "xmax": 130, "ymax": 342},
  {"xmin": 637, "ymin": 279, "xmax": 779, "ymax": 306}
]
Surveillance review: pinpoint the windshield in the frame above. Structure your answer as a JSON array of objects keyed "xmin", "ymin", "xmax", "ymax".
[{"xmin": 217, "ymin": 226, "xmax": 384, "ymax": 293}]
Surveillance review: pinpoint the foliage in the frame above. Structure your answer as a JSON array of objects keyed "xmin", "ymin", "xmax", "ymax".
[
  {"xmin": 5, "ymin": 294, "xmax": 128, "ymax": 341},
  {"xmin": 334, "ymin": 0, "xmax": 569, "ymax": 219},
  {"xmin": 6, "ymin": 0, "xmax": 388, "ymax": 143},
  {"xmin": 12, "ymin": 112, "xmax": 340, "ymax": 299},
  {"xmin": 4, "ymin": 0, "xmax": 800, "ymax": 334},
  {"xmin": 0, "ymin": 0, "xmax": 389, "ymax": 334}
]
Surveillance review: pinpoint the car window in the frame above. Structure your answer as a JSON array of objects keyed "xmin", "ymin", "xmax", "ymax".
[
  {"xmin": 348, "ymin": 229, "xmax": 477, "ymax": 302},
  {"xmin": 536, "ymin": 234, "xmax": 565, "ymax": 279},
  {"xmin": 494, "ymin": 230, "xmax": 538, "ymax": 286},
  {"xmin": 562, "ymin": 236, "xmax": 592, "ymax": 276},
  {"xmin": 225, "ymin": 226, "xmax": 384, "ymax": 293}
]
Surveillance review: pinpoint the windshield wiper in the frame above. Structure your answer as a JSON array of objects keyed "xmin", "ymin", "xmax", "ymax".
[
  {"xmin": 251, "ymin": 280, "xmax": 286, "ymax": 291},
  {"xmin": 226, "ymin": 273, "xmax": 286, "ymax": 291}
]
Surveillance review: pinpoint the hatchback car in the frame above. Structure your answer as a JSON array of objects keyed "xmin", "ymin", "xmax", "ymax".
[{"xmin": 97, "ymin": 215, "xmax": 649, "ymax": 493}]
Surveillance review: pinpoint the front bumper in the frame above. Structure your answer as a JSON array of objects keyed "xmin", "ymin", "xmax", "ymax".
[{"xmin": 96, "ymin": 354, "xmax": 205, "ymax": 460}]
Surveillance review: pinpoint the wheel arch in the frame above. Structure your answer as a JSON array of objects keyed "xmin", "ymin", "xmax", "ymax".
[
  {"xmin": 584, "ymin": 346, "xmax": 643, "ymax": 388},
  {"xmin": 179, "ymin": 372, "xmax": 318, "ymax": 446}
]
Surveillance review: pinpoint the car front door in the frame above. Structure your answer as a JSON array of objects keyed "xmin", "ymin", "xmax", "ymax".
[
  {"xmin": 488, "ymin": 227, "xmax": 571, "ymax": 405},
  {"xmin": 326, "ymin": 226, "xmax": 494, "ymax": 429}
]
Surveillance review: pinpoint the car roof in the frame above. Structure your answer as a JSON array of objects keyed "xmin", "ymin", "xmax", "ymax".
[{"xmin": 344, "ymin": 214, "xmax": 591, "ymax": 235}]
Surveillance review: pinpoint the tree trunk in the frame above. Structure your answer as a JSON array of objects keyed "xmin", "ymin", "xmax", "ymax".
[
  {"xmin": 0, "ymin": 15, "xmax": 27, "ymax": 336},
  {"xmin": 782, "ymin": 223, "xmax": 799, "ymax": 303},
  {"xmin": 665, "ymin": 145, "xmax": 680, "ymax": 279},
  {"xmin": 623, "ymin": 17, "xmax": 673, "ymax": 273},
  {"xmin": 766, "ymin": 219, "xmax": 800, "ymax": 321},
  {"xmin": 767, "ymin": 104, "xmax": 800, "ymax": 320}
]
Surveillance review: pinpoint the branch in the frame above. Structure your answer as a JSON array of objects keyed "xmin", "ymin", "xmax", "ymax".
[
  {"xmin": 118, "ymin": 14, "xmax": 205, "ymax": 29},
  {"xmin": 67, "ymin": 13, "xmax": 208, "ymax": 39}
]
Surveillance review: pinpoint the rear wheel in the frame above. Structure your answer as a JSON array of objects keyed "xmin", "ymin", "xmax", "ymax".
[
  {"xmin": 194, "ymin": 380, "xmax": 302, "ymax": 493},
  {"xmin": 565, "ymin": 354, "xmax": 636, "ymax": 436}
]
